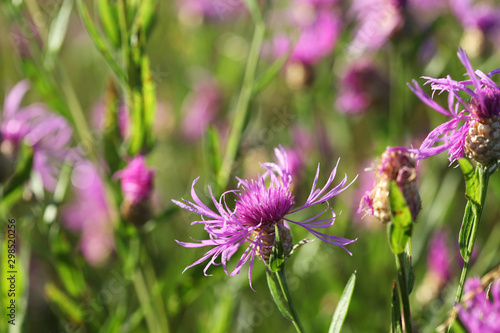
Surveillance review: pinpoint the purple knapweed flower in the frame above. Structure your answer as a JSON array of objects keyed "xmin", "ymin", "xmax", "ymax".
[
  {"xmin": 347, "ymin": 0, "xmax": 404, "ymax": 56},
  {"xmin": 359, "ymin": 147, "xmax": 421, "ymax": 223},
  {"xmin": 173, "ymin": 146, "xmax": 356, "ymax": 285},
  {"xmin": 115, "ymin": 156, "xmax": 155, "ymax": 226},
  {"xmin": 409, "ymin": 48, "xmax": 500, "ymax": 165},
  {"xmin": 1, "ymin": 81, "xmax": 75, "ymax": 191},
  {"xmin": 63, "ymin": 161, "xmax": 116, "ymax": 266},
  {"xmin": 458, "ymin": 277, "xmax": 500, "ymax": 333}
]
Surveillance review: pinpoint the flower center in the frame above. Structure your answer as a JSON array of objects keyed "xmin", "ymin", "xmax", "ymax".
[
  {"xmin": 469, "ymin": 87, "xmax": 500, "ymax": 119},
  {"xmin": 234, "ymin": 182, "xmax": 295, "ymax": 226}
]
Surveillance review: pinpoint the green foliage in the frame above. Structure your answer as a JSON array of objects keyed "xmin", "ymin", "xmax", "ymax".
[
  {"xmin": 328, "ymin": 271, "xmax": 356, "ymax": 333},
  {"xmin": 388, "ymin": 180, "xmax": 413, "ymax": 254}
]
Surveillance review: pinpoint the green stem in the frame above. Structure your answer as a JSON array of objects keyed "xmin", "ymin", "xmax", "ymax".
[
  {"xmin": 132, "ymin": 268, "xmax": 162, "ymax": 333},
  {"xmin": 455, "ymin": 165, "xmax": 490, "ymax": 303},
  {"xmin": 275, "ymin": 269, "xmax": 305, "ymax": 333},
  {"xmin": 395, "ymin": 253, "xmax": 412, "ymax": 333},
  {"xmin": 217, "ymin": 5, "xmax": 265, "ymax": 191}
]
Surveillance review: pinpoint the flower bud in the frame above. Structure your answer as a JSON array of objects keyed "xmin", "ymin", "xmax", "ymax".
[
  {"xmin": 362, "ymin": 147, "xmax": 421, "ymax": 223},
  {"xmin": 115, "ymin": 156, "xmax": 154, "ymax": 227}
]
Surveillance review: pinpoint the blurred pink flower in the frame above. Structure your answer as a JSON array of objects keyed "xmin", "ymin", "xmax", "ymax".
[
  {"xmin": 451, "ymin": 0, "xmax": 500, "ymax": 37},
  {"xmin": 63, "ymin": 161, "xmax": 115, "ymax": 266},
  {"xmin": 335, "ymin": 59, "xmax": 388, "ymax": 114},
  {"xmin": 181, "ymin": 78, "xmax": 222, "ymax": 141},
  {"xmin": 348, "ymin": 0, "xmax": 404, "ymax": 55},
  {"xmin": 408, "ymin": 0, "xmax": 448, "ymax": 19},
  {"xmin": 427, "ymin": 230, "xmax": 452, "ymax": 282},
  {"xmin": 272, "ymin": 3, "xmax": 342, "ymax": 66},
  {"xmin": 115, "ymin": 155, "xmax": 154, "ymax": 204},
  {"xmin": 1, "ymin": 81, "xmax": 75, "ymax": 191},
  {"xmin": 177, "ymin": 0, "xmax": 245, "ymax": 23},
  {"xmin": 458, "ymin": 277, "xmax": 500, "ymax": 333}
]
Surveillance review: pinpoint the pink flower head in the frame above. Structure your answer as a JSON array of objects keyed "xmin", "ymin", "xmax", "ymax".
[
  {"xmin": 173, "ymin": 146, "xmax": 357, "ymax": 286},
  {"xmin": 409, "ymin": 48, "xmax": 500, "ymax": 165},
  {"xmin": 272, "ymin": 2, "xmax": 341, "ymax": 66},
  {"xmin": 63, "ymin": 161, "xmax": 115, "ymax": 266},
  {"xmin": 115, "ymin": 156, "xmax": 154, "ymax": 204},
  {"xmin": 348, "ymin": 0, "xmax": 404, "ymax": 56},
  {"xmin": 458, "ymin": 277, "xmax": 500, "ymax": 333},
  {"xmin": 1, "ymin": 81, "xmax": 75, "ymax": 191}
]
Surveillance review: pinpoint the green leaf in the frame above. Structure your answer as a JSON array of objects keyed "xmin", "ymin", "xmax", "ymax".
[
  {"xmin": 45, "ymin": 283, "xmax": 83, "ymax": 323},
  {"xmin": 458, "ymin": 159, "xmax": 481, "ymax": 260},
  {"xmin": 265, "ymin": 270, "xmax": 292, "ymax": 321},
  {"xmin": 328, "ymin": 271, "xmax": 356, "ymax": 333},
  {"xmin": 391, "ymin": 282, "xmax": 403, "ymax": 333},
  {"xmin": 388, "ymin": 181, "xmax": 413, "ymax": 254},
  {"xmin": 98, "ymin": 0, "xmax": 121, "ymax": 47},
  {"xmin": 76, "ymin": 0, "xmax": 127, "ymax": 83},
  {"xmin": 141, "ymin": 55, "xmax": 157, "ymax": 151},
  {"xmin": 130, "ymin": 0, "xmax": 158, "ymax": 39},
  {"xmin": 45, "ymin": 0, "xmax": 73, "ymax": 70},
  {"xmin": 459, "ymin": 158, "xmax": 478, "ymax": 200},
  {"xmin": 269, "ymin": 224, "xmax": 285, "ymax": 273}
]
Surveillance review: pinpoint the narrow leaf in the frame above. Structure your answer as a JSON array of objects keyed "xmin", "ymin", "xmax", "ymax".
[
  {"xmin": 141, "ymin": 55, "xmax": 157, "ymax": 150},
  {"xmin": 388, "ymin": 181, "xmax": 413, "ymax": 254},
  {"xmin": 458, "ymin": 201, "xmax": 474, "ymax": 260},
  {"xmin": 265, "ymin": 270, "xmax": 292, "ymax": 321},
  {"xmin": 458, "ymin": 159, "xmax": 480, "ymax": 259},
  {"xmin": 45, "ymin": 0, "xmax": 74, "ymax": 70},
  {"xmin": 328, "ymin": 271, "xmax": 356, "ymax": 333},
  {"xmin": 76, "ymin": 0, "xmax": 127, "ymax": 83},
  {"xmin": 459, "ymin": 158, "xmax": 478, "ymax": 200},
  {"xmin": 98, "ymin": 0, "xmax": 121, "ymax": 47},
  {"xmin": 45, "ymin": 283, "xmax": 83, "ymax": 323}
]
